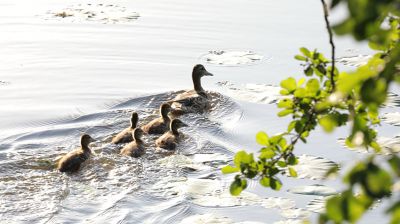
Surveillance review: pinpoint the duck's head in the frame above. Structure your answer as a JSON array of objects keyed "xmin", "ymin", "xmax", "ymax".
[
  {"xmin": 132, "ymin": 128, "xmax": 144, "ymax": 142},
  {"xmin": 192, "ymin": 64, "xmax": 213, "ymax": 92},
  {"xmin": 80, "ymin": 134, "xmax": 95, "ymax": 147},
  {"xmin": 130, "ymin": 112, "xmax": 139, "ymax": 128},
  {"xmin": 170, "ymin": 119, "xmax": 188, "ymax": 134},
  {"xmin": 160, "ymin": 103, "xmax": 171, "ymax": 119},
  {"xmin": 193, "ymin": 64, "xmax": 213, "ymax": 78}
]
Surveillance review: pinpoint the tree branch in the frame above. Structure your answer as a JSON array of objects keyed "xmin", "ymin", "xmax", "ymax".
[{"xmin": 321, "ymin": 0, "xmax": 336, "ymax": 90}]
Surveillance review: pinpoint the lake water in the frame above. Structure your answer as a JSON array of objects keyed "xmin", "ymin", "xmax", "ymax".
[{"xmin": 0, "ymin": 0, "xmax": 398, "ymax": 223}]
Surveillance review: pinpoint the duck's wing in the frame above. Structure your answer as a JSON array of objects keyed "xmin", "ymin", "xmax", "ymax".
[
  {"xmin": 156, "ymin": 133, "xmax": 177, "ymax": 150},
  {"xmin": 142, "ymin": 118, "xmax": 167, "ymax": 134},
  {"xmin": 120, "ymin": 142, "xmax": 139, "ymax": 157},
  {"xmin": 58, "ymin": 150, "xmax": 86, "ymax": 172},
  {"xmin": 131, "ymin": 145, "xmax": 145, "ymax": 158},
  {"xmin": 112, "ymin": 128, "xmax": 133, "ymax": 144}
]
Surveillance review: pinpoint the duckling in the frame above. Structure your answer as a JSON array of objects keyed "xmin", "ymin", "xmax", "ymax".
[
  {"xmin": 155, "ymin": 119, "xmax": 188, "ymax": 150},
  {"xmin": 142, "ymin": 103, "xmax": 171, "ymax": 134},
  {"xmin": 120, "ymin": 128, "xmax": 145, "ymax": 158},
  {"xmin": 112, "ymin": 112, "xmax": 139, "ymax": 144},
  {"xmin": 58, "ymin": 134, "xmax": 95, "ymax": 173},
  {"xmin": 169, "ymin": 64, "xmax": 213, "ymax": 114}
]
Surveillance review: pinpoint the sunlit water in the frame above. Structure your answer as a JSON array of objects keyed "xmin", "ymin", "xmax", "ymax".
[{"xmin": 0, "ymin": 0, "xmax": 399, "ymax": 223}]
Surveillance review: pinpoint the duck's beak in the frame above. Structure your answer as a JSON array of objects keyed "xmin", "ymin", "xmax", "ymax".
[
  {"xmin": 181, "ymin": 122, "xmax": 189, "ymax": 127},
  {"xmin": 203, "ymin": 70, "xmax": 214, "ymax": 76},
  {"xmin": 89, "ymin": 136, "xmax": 96, "ymax": 142}
]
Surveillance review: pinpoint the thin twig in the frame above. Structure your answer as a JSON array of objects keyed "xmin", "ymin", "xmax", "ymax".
[{"xmin": 321, "ymin": 0, "xmax": 336, "ymax": 90}]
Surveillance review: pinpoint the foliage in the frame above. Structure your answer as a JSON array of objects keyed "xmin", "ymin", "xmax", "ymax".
[{"xmin": 222, "ymin": 0, "xmax": 400, "ymax": 223}]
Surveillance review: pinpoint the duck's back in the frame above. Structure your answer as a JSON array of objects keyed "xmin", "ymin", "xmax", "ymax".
[
  {"xmin": 171, "ymin": 90, "xmax": 209, "ymax": 113},
  {"xmin": 58, "ymin": 149, "xmax": 89, "ymax": 172},
  {"xmin": 112, "ymin": 127, "xmax": 133, "ymax": 144},
  {"xmin": 120, "ymin": 142, "xmax": 145, "ymax": 158},
  {"xmin": 156, "ymin": 132, "xmax": 177, "ymax": 150},
  {"xmin": 142, "ymin": 118, "xmax": 168, "ymax": 134}
]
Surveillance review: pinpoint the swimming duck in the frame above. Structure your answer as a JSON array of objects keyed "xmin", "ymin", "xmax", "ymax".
[
  {"xmin": 112, "ymin": 112, "xmax": 139, "ymax": 144},
  {"xmin": 120, "ymin": 128, "xmax": 145, "ymax": 158},
  {"xmin": 58, "ymin": 134, "xmax": 95, "ymax": 173},
  {"xmin": 155, "ymin": 119, "xmax": 188, "ymax": 150},
  {"xmin": 141, "ymin": 103, "xmax": 171, "ymax": 134},
  {"xmin": 169, "ymin": 64, "xmax": 213, "ymax": 114}
]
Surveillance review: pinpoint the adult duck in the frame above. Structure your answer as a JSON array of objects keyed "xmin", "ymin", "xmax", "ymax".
[
  {"xmin": 142, "ymin": 103, "xmax": 171, "ymax": 134},
  {"xmin": 58, "ymin": 134, "xmax": 95, "ymax": 173},
  {"xmin": 120, "ymin": 128, "xmax": 145, "ymax": 158},
  {"xmin": 112, "ymin": 112, "xmax": 138, "ymax": 144},
  {"xmin": 170, "ymin": 64, "xmax": 213, "ymax": 114},
  {"xmin": 155, "ymin": 119, "xmax": 188, "ymax": 150}
]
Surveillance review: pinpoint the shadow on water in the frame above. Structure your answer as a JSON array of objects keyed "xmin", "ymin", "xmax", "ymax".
[{"xmin": 0, "ymin": 91, "xmax": 247, "ymax": 223}]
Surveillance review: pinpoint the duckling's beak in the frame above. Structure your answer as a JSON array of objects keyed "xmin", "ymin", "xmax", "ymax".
[{"xmin": 181, "ymin": 122, "xmax": 189, "ymax": 127}]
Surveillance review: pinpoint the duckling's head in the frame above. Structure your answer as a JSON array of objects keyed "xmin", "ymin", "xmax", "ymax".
[
  {"xmin": 193, "ymin": 64, "xmax": 213, "ymax": 78},
  {"xmin": 160, "ymin": 103, "xmax": 171, "ymax": 118},
  {"xmin": 132, "ymin": 128, "xmax": 144, "ymax": 142},
  {"xmin": 80, "ymin": 134, "xmax": 95, "ymax": 147},
  {"xmin": 130, "ymin": 112, "xmax": 139, "ymax": 128},
  {"xmin": 170, "ymin": 119, "xmax": 188, "ymax": 134}
]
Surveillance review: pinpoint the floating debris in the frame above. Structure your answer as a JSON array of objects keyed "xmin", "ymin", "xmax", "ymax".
[
  {"xmin": 336, "ymin": 55, "xmax": 372, "ymax": 67},
  {"xmin": 273, "ymin": 220, "xmax": 305, "ymax": 224},
  {"xmin": 288, "ymin": 155, "xmax": 338, "ymax": 180},
  {"xmin": 216, "ymin": 81, "xmax": 284, "ymax": 104},
  {"xmin": 42, "ymin": 3, "xmax": 140, "ymax": 24},
  {"xmin": 180, "ymin": 214, "xmax": 233, "ymax": 224},
  {"xmin": 382, "ymin": 112, "xmax": 400, "ymax": 126},
  {"xmin": 279, "ymin": 208, "xmax": 310, "ymax": 220},
  {"xmin": 288, "ymin": 185, "xmax": 337, "ymax": 196},
  {"xmin": 261, "ymin": 197, "xmax": 296, "ymax": 210},
  {"xmin": 201, "ymin": 50, "xmax": 264, "ymax": 66},
  {"xmin": 0, "ymin": 80, "xmax": 10, "ymax": 86},
  {"xmin": 306, "ymin": 196, "xmax": 329, "ymax": 213},
  {"xmin": 383, "ymin": 92, "xmax": 400, "ymax": 108}
]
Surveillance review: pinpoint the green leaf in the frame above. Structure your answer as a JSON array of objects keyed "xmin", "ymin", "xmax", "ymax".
[
  {"xmin": 306, "ymin": 78, "xmax": 320, "ymax": 95},
  {"xmin": 278, "ymin": 109, "xmax": 293, "ymax": 117},
  {"xmin": 280, "ymin": 89, "xmax": 290, "ymax": 95},
  {"xmin": 288, "ymin": 167, "xmax": 298, "ymax": 177},
  {"xmin": 287, "ymin": 121, "xmax": 297, "ymax": 132},
  {"xmin": 230, "ymin": 178, "xmax": 243, "ymax": 196},
  {"xmin": 365, "ymin": 165, "xmax": 392, "ymax": 198},
  {"xmin": 360, "ymin": 78, "xmax": 387, "ymax": 106},
  {"xmin": 300, "ymin": 47, "xmax": 311, "ymax": 57},
  {"xmin": 256, "ymin": 131, "xmax": 269, "ymax": 146},
  {"xmin": 319, "ymin": 115, "xmax": 338, "ymax": 133},
  {"xmin": 304, "ymin": 66, "xmax": 313, "ymax": 76},
  {"xmin": 260, "ymin": 148, "xmax": 276, "ymax": 159},
  {"xmin": 277, "ymin": 161, "xmax": 287, "ymax": 167},
  {"xmin": 294, "ymin": 55, "xmax": 307, "ymax": 61},
  {"xmin": 280, "ymin": 77, "xmax": 297, "ymax": 92},
  {"xmin": 277, "ymin": 99, "xmax": 293, "ymax": 108},
  {"xmin": 287, "ymin": 154, "xmax": 298, "ymax": 165},
  {"xmin": 326, "ymin": 196, "xmax": 344, "ymax": 223},
  {"xmin": 221, "ymin": 165, "xmax": 240, "ymax": 174},
  {"xmin": 234, "ymin": 151, "xmax": 253, "ymax": 168},
  {"xmin": 294, "ymin": 88, "xmax": 306, "ymax": 98},
  {"xmin": 270, "ymin": 178, "xmax": 282, "ymax": 191},
  {"xmin": 388, "ymin": 156, "xmax": 400, "ymax": 177},
  {"xmin": 260, "ymin": 176, "xmax": 270, "ymax": 187},
  {"xmin": 297, "ymin": 78, "xmax": 306, "ymax": 86}
]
